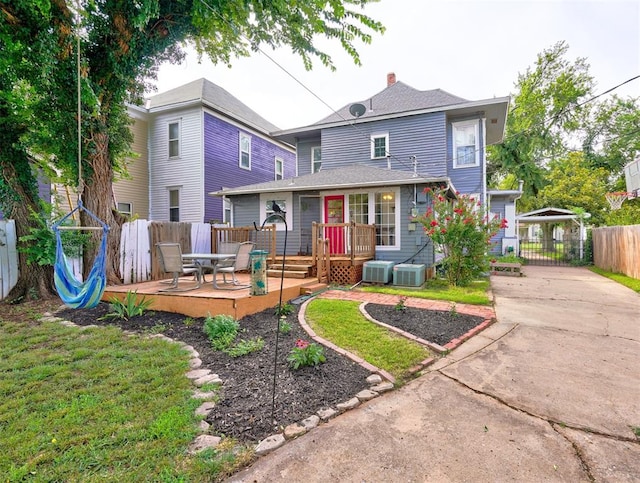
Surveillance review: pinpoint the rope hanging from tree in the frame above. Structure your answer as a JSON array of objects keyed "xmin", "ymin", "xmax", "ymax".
[{"xmin": 51, "ymin": 6, "xmax": 109, "ymax": 309}]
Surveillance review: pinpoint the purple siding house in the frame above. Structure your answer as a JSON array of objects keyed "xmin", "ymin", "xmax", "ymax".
[{"xmin": 147, "ymin": 78, "xmax": 295, "ymax": 224}]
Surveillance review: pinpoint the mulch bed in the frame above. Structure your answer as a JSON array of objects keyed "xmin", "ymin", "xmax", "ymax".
[{"xmin": 56, "ymin": 297, "xmax": 487, "ymax": 443}]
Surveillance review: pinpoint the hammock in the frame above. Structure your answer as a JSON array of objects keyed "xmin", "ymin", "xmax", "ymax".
[{"xmin": 52, "ymin": 201, "xmax": 109, "ymax": 309}]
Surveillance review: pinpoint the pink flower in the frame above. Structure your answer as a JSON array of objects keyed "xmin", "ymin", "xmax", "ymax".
[
  {"xmin": 441, "ymin": 228, "xmax": 447, "ymax": 234},
  {"xmin": 424, "ymin": 187, "xmax": 432, "ymax": 193},
  {"xmin": 295, "ymin": 339, "xmax": 309, "ymax": 349},
  {"xmin": 430, "ymin": 220, "xmax": 438, "ymax": 227}
]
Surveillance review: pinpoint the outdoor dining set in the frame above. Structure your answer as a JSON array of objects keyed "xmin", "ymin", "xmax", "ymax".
[{"xmin": 155, "ymin": 241, "xmax": 256, "ymax": 291}]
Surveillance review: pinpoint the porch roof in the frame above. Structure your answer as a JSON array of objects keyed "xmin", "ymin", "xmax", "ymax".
[
  {"xmin": 516, "ymin": 207, "xmax": 591, "ymax": 223},
  {"xmin": 210, "ymin": 165, "xmax": 454, "ymax": 197}
]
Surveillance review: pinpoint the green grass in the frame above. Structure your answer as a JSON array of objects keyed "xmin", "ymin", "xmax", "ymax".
[
  {"xmin": 589, "ymin": 266, "xmax": 640, "ymax": 293},
  {"xmin": 305, "ymin": 299, "xmax": 431, "ymax": 382},
  {"xmin": 0, "ymin": 319, "xmax": 252, "ymax": 482},
  {"xmin": 359, "ymin": 278, "xmax": 491, "ymax": 305}
]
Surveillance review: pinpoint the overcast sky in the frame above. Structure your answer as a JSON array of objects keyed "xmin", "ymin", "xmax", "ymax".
[{"xmin": 152, "ymin": 0, "xmax": 640, "ymax": 130}]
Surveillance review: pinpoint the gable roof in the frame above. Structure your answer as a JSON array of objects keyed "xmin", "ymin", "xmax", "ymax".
[
  {"xmin": 273, "ymin": 79, "xmax": 509, "ymax": 146},
  {"xmin": 210, "ymin": 164, "xmax": 454, "ymax": 197},
  {"xmin": 316, "ymin": 81, "xmax": 468, "ymax": 124},
  {"xmin": 516, "ymin": 207, "xmax": 591, "ymax": 223},
  {"xmin": 147, "ymin": 78, "xmax": 281, "ymax": 133}
]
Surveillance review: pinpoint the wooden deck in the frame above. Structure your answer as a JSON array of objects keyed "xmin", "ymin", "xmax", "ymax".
[{"xmin": 102, "ymin": 273, "xmax": 322, "ymax": 319}]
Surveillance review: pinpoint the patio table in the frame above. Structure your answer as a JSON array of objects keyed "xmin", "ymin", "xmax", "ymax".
[{"xmin": 182, "ymin": 253, "xmax": 236, "ymax": 289}]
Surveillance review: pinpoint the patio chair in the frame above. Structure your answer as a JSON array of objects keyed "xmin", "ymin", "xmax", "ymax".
[
  {"xmin": 200, "ymin": 241, "xmax": 240, "ymax": 282},
  {"xmin": 212, "ymin": 241, "xmax": 254, "ymax": 289},
  {"xmin": 156, "ymin": 243, "xmax": 201, "ymax": 291}
]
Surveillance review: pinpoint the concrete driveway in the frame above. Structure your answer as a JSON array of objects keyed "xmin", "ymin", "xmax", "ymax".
[{"xmin": 229, "ymin": 266, "xmax": 640, "ymax": 482}]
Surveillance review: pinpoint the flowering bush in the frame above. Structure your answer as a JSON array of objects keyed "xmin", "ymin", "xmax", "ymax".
[
  {"xmin": 287, "ymin": 339, "xmax": 326, "ymax": 370},
  {"xmin": 414, "ymin": 187, "xmax": 507, "ymax": 286}
]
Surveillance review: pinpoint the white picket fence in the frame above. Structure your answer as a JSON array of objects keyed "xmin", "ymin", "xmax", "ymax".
[{"xmin": 0, "ymin": 219, "xmax": 213, "ymax": 299}]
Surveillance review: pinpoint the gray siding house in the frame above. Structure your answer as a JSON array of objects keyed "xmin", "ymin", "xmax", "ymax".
[{"xmin": 213, "ymin": 73, "xmax": 518, "ymax": 266}]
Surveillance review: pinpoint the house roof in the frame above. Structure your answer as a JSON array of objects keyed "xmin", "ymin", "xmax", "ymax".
[
  {"xmin": 147, "ymin": 78, "xmax": 281, "ymax": 134},
  {"xmin": 210, "ymin": 164, "xmax": 454, "ymax": 197},
  {"xmin": 315, "ymin": 81, "xmax": 469, "ymax": 124},
  {"xmin": 273, "ymin": 79, "xmax": 510, "ymax": 146}
]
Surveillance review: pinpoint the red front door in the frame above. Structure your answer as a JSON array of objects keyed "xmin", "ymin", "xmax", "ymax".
[{"xmin": 324, "ymin": 195, "xmax": 345, "ymax": 254}]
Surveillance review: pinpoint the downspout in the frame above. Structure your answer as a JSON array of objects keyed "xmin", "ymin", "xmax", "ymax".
[{"xmin": 481, "ymin": 117, "xmax": 487, "ymax": 211}]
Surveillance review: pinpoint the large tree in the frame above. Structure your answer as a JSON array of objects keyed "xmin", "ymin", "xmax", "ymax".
[
  {"xmin": 487, "ymin": 41, "xmax": 594, "ymax": 202},
  {"xmin": 1, "ymin": 0, "xmax": 385, "ymax": 297}
]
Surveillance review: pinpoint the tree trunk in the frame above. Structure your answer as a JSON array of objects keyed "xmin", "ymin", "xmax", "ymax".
[
  {"xmin": 82, "ymin": 131, "xmax": 123, "ymax": 286},
  {"xmin": 3, "ymin": 163, "xmax": 57, "ymax": 302}
]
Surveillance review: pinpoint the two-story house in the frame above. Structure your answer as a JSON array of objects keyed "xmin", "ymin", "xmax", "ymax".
[
  {"xmin": 143, "ymin": 78, "xmax": 296, "ymax": 224},
  {"xmin": 212, "ymin": 74, "xmax": 517, "ymax": 272}
]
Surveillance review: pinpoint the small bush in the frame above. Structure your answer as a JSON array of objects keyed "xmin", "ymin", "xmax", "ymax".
[
  {"xmin": 279, "ymin": 319, "xmax": 292, "ymax": 334},
  {"xmin": 287, "ymin": 339, "xmax": 326, "ymax": 370},
  {"xmin": 100, "ymin": 291, "xmax": 152, "ymax": 321},
  {"xmin": 203, "ymin": 314, "xmax": 239, "ymax": 350},
  {"xmin": 394, "ymin": 296, "xmax": 407, "ymax": 311},
  {"xmin": 224, "ymin": 337, "xmax": 265, "ymax": 357},
  {"xmin": 274, "ymin": 303, "xmax": 294, "ymax": 317}
]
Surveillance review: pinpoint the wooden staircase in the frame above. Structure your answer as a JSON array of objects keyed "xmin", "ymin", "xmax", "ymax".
[{"xmin": 267, "ymin": 256, "xmax": 315, "ymax": 279}]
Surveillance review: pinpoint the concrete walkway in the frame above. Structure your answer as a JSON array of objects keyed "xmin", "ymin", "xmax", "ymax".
[{"xmin": 229, "ymin": 266, "xmax": 640, "ymax": 482}]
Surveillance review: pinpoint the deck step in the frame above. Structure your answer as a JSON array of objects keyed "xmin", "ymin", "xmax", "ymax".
[
  {"xmin": 268, "ymin": 264, "xmax": 312, "ymax": 272},
  {"xmin": 266, "ymin": 269, "xmax": 309, "ymax": 279},
  {"xmin": 300, "ymin": 282, "xmax": 328, "ymax": 295}
]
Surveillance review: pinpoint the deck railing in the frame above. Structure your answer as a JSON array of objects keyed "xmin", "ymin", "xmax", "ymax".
[
  {"xmin": 311, "ymin": 222, "xmax": 376, "ymax": 264},
  {"xmin": 211, "ymin": 224, "xmax": 277, "ymax": 263}
]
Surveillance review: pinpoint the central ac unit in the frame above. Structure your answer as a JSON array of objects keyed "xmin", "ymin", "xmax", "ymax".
[
  {"xmin": 393, "ymin": 264, "xmax": 426, "ymax": 287},
  {"xmin": 362, "ymin": 261, "xmax": 395, "ymax": 284}
]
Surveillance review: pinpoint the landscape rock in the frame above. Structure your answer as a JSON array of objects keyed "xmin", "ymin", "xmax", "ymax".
[
  {"xmin": 188, "ymin": 435, "xmax": 221, "ymax": 454},
  {"xmin": 371, "ymin": 381, "xmax": 394, "ymax": 393},
  {"xmin": 284, "ymin": 423, "xmax": 306, "ymax": 440},
  {"xmin": 192, "ymin": 390, "xmax": 216, "ymax": 400},
  {"xmin": 355, "ymin": 389, "xmax": 378, "ymax": 401},
  {"xmin": 255, "ymin": 434, "xmax": 286, "ymax": 456},
  {"xmin": 336, "ymin": 397, "xmax": 361, "ymax": 412},
  {"xmin": 300, "ymin": 415, "xmax": 320, "ymax": 431},
  {"xmin": 186, "ymin": 369, "xmax": 210, "ymax": 380},
  {"xmin": 195, "ymin": 401, "xmax": 216, "ymax": 417},
  {"xmin": 317, "ymin": 408, "xmax": 338, "ymax": 421},
  {"xmin": 189, "ymin": 357, "xmax": 203, "ymax": 369},
  {"xmin": 366, "ymin": 374, "xmax": 383, "ymax": 385},
  {"xmin": 194, "ymin": 374, "xmax": 222, "ymax": 386}
]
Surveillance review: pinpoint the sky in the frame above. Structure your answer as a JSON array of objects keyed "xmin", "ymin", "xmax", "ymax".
[{"xmin": 152, "ymin": 0, "xmax": 640, "ymax": 130}]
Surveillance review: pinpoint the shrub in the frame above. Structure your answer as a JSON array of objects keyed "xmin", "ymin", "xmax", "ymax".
[
  {"xmin": 100, "ymin": 291, "xmax": 152, "ymax": 321},
  {"xmin": 279, "ymin": 319, "xmax": 292, "ymax": 334},
  {"xmin": 274, "ymin": 303, "xmax": 294, "ymax": 317},
  {"xmin": 203, "ymin": 314, "xmax": 239, "ymax": 350},
  {"xmin": 414, "ymin": 187, "xmax": 507, "ymax": 286},
  {"xmin": 287, "ymin": 339, "xmax": 326, "ymax": 370}
]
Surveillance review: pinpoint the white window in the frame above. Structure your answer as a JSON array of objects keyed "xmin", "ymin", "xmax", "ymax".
[
  {"xmin": 453, "ymin": 121, "xmax": 479, "ymax": 168},
  {"xmin": 168, "ymin": 121, "xmax": 180, "ymax": 158},
  {"xmin": 339, "ymin": 188, "xmax": 399, "ymax": 250},
  {"xmin": 275, "ymin": 156, "xmax": 284, "ymax": 180},
  {"xmin": 239, "ymin": 133, "xmax": 251, "ymax": 170},
  {"xmin": 311, "ymin": 146, "xmax": 322, "ymax": 173},
  {"xmin": 117, "ymin": 202, "xmax": 132, "ymax": 218},
  {"xmin": 169, "ymin": 189, "xmax": 180, "ymax": 222},
  {"xmin": 371, "ymin": 133, "xmax": 389, "ymax": 159},
  {"xmin": 259, "ymin": 193, "xmax": 293, "ymax": 231},
  {"xmin": 375, "ymin": 191, "xmax": 396, "ymax": 247},
  {"xmin": 348, "ymin": 193, "xmax": 369, "ymax": 224}
]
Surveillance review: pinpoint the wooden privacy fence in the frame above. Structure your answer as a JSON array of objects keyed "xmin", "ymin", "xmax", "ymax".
[
  {"xmin": 592, "ymin": 225, "xmax": 640, "ymax": 279},
  {"xmin": 120, "ymin": 221, "xmax": 277, "ymax": 283}
]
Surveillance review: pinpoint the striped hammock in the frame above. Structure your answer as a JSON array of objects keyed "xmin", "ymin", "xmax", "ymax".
[{"xmin": 52, "ymin": 201, "xmax": 109, "ymax": 309}]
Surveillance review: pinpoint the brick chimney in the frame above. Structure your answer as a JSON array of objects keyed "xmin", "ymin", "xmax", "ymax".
[{"xmin": 387, "ymin": 72, "xmax": 396, "ymax": 87}]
